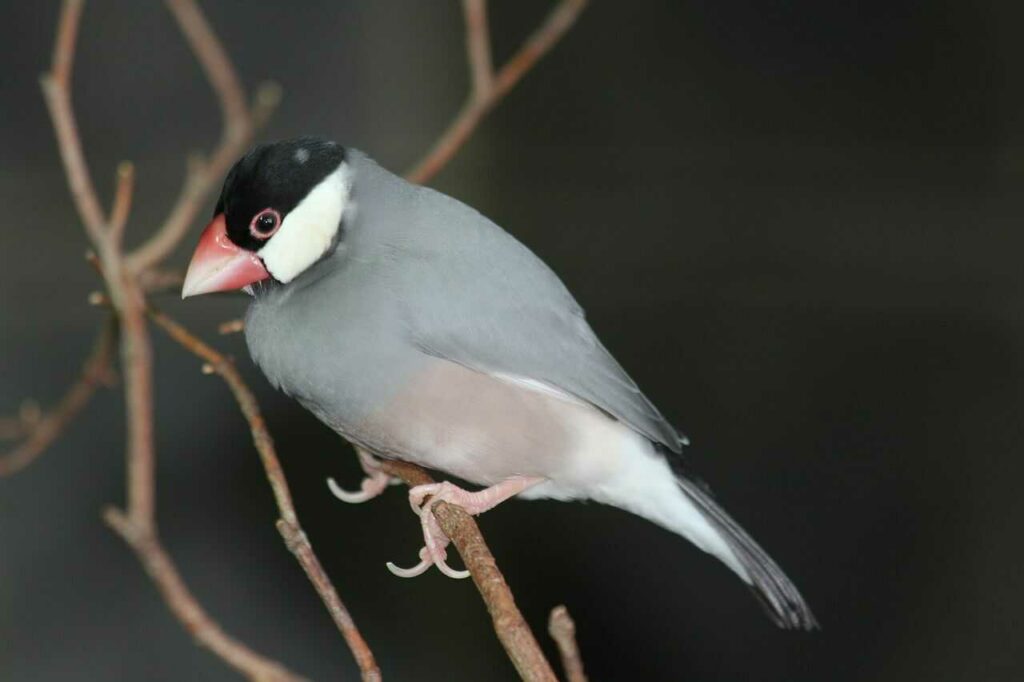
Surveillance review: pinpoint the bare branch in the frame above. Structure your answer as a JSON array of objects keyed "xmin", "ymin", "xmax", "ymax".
[
  {"xmin": 119, "ymin": 279, "xmax": 157, "ymax": 526},
  {"xmin": 405, "ymin": 0, "xmax": 588, "ymax": 184},
  {"xmin": 39, "ymin": 0, "xmax": 106, "ymax": 243},
  {"xmin": 218, "ymin": 318, "xmax": 245, "ymax": 335},
  {"xmin": 0, "ymin": 317, "xmax": 117, "ymax": 477},
  {"xmin": 104, "ymin": 508, "xmax": 307, "ymax": 682},
  {"xmin": 138, "ymin": 266, "xmax": 186, "ymax": 294},
  {"xmin": 463, "ymin": 0, "xmax": 494, "ymax": 97},
  {"xmin": 491, "ymin": 0, "xmax": 587, "ymax": 103},
  {"xmin": 147, "ymin": 307, "xmax": 381, "ymax": 682},
  {"xmin": 108, "ymin": 161, "xmax": 135, "ymax": 248},
  {"xmin": 548, "ymin": 606, "xmax": 588, "ymax": 682},
  {"xmin": 127, "ymin": 2, "xmax": 281, "ymax": 272},
  {"xmin": 380, "ymin": 459, "xmax": 559, "ymax": 682},
  {"xmin": 163, "ymin": 0, "xmax": 248, "ymax": 137},
  {"xmin": 48, "ymin": 0, "xmax": 82, "ymax": 86}
]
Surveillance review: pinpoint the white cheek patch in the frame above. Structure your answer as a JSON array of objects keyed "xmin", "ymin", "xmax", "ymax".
[{"xmin": 258, "ymin": 162, "xmax": 352, "ymax": 283}]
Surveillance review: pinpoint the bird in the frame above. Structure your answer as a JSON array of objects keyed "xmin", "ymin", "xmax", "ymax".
[{"xmin": 182, "ymin": 136, "xmax": 817, "ymax": 629}]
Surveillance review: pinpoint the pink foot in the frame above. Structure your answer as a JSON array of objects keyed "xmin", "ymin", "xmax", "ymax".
[
  {"xmin": 386, "ymin": 476, "xmax": 545, "ymax": 580},
  {"xmin": 327, "ymin": 448, "xmax": 398, "ymax": 504}
]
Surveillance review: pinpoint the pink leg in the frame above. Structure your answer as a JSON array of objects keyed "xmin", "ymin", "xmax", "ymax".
[
  {"xmin": 386, "ymin": 476, "xmax": 545, "ymax": 580},
  {"xmin": 327, "ymin": 448, "xmax": 398, "ymax": 504}
]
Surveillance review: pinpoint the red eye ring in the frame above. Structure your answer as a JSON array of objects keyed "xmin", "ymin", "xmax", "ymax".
[{"xmin": 249, "ymin": 208, "xmax": 282, "ymax": 239}]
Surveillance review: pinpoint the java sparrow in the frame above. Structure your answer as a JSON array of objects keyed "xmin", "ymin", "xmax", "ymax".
[{"xmin": 182, "ymin": 137, "xmax": 816, "ymax": 629}]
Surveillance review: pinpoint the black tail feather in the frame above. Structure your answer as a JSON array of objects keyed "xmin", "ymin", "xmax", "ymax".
[{"xmin": 676, "ymin": 476, "xmax": 819, "ymax": 630}]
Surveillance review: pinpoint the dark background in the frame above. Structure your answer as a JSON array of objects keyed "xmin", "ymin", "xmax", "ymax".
[{"xmin": 2, "ymin": 1, "xmax": 1023, "ymax": 680}]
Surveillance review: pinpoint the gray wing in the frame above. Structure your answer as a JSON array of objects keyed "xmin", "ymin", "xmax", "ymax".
[
  {"xmin": 397, "ymin": 190, "xmax": 687, "ymax": 454},
  {"xmin": 414, "ymin": 301, "xmax": 687, "ymax": 453}
]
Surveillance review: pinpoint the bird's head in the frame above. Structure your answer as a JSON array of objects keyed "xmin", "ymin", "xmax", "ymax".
[{"xmin": 182, "ymin": 137, "xmax": 352, "ymax": 298}]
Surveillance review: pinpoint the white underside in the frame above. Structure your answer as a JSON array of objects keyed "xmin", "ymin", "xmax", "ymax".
[{"xmin": 490, "ymin": 374, "xmax": 749, "ymax": 581}]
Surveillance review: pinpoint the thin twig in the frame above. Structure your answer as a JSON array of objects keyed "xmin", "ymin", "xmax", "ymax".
[
  {"xmin": 405, "ymin": 0, "xmax": 588, "ymax": 184},
  {"xmin": 39, "ymin": 0, "xmax": 105, "ymax": 242},
  {"xmin": 218, "ymin": 318, "xmax": 245, "ymax": 335},
  {"xmin": 138, "ymin": 266, "xmax": 186, "ymax": 294},
  {"xmin": 548, "ymin": 606, "xmax": 588, "ymax": 682},
  {"xmin": 104, "ymin": 508, "xmax": 307, "ymax": 682},
  {"xmin": 380, "ymin": 460, "xmax": 559, "ymax": 682},
  {"xmin": 108, "ymin": 161, "xmax": 135, "ymax": 248},
  {"xmin": 147, "ymin": 307, "xmax": 381, "ymax": 682},
  {"xmin": 127, "ymin": 0, "xmax": 280, "ymax": 272},
  {"xmin": 163, "ymin": 0, "xmax": 248, "ymax": 135},
  {"xmin": 463, "ymin": 0, "xmax": 494, "ymax": 97},
  {"xmin": 0, "ymin": 317, "xmax": 117, "ymax": 477}
]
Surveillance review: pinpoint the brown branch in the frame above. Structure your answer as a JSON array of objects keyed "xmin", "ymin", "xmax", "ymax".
[
  {"xmin": 39, "ymin": 0, "xmax": 106, "ymax": 242},
  {"xmin": 163, "ymin": 0, "xmax": 248, "ymax": 135},
  {"xmin": 218, "ymin": 318, "xmax": 245, "ymax": 335},
  {"xmin": 404, "ymin": 0, "xmax": 588, "ymax": 184},
  {"xmin": 108, "ymin": 161, "xmax": 135, "ymax": 248},
  {"xmin": 548, "ymin": 606, "xmax": 588, "ymax": 682},
  {"xmin": 127, "ymin": 1, "xmax": 280, "ymax": 272},
  {"xmin": 118, "ymin": 279, "xmax": 157, "ymax": 526},
  {"xmin": 138, "ymin": 266, "xmax": 186, "ymax": 294},
  {"xmin": 0, "ymin": 317, "xmax": 117, "ymax": 477},
  {"xmin": 463, "ymin": 0, "xmax": 494, "ymax": 97},
  {"xmin": 147, "ymin": 307, "xmax": 381, "ymax": 682},
  {"xmin": 104, "ymin": 508, "xmax": 307, "ymax": 682},
  {"xmin": 380, "ymin": 459, "xmax": 559, "ymax": 682}
]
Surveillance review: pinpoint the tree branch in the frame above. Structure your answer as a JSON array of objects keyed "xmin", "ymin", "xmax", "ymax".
[
  {"xmin": 379, "ymin": 459, "xmax": 559, "ymax": 682},
  {"xmin": 463, "ymin": 0, "xmax": 494, "ymax": 97},
  {"xmin": 0, "ymin": 316, "xmax": 117, "ymax": 477},
  {"xmin": 127, "ymin": 1, "xmax": 280, "ymax": 272},
  {"xmin": 108, "ymin": 161, "xmax": 135, "ymax": 249},
  {"xmin": 548, "ymin": 606, "xmax": 587, "ymax": 682},
  {"xmin": 39, "ymin": 0, "xmax": 106, "ymax": 242},
  {"xmin": 104, "ymin": 508, "xmax": 307, "ymax": 682},
  {"xmin": 147, "ymin": 307, "xmax": 381, "ymax": 682},
  {"xmin": 405, "ymin": 0, "xmax": 588, "ymax": 184}
]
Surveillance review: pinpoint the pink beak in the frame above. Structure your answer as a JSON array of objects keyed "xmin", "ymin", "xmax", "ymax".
[{"xmin": 181, "ymin": 214, "xmax": 270, "ymax": 298}]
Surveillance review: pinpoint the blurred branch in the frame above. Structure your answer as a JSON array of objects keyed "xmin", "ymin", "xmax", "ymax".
[
  {"xmin": 218, "ymin": 318, "xmax": 246, "ymax": 335},
  {"xmin": 127, "ymin": 0, "xmax": 281, "ymax": 272},
  {"xmin": 0, "ymin": 316, "xmax": 117, "ymax": 477},
  {"xmin": 379, "ymin": 459, "xmax": 560, "ymax": 682},
  {"xmin": 104, "ymin": 509, "xmax": 307, "ymax": 682},
  {"xmin": 148, "ymin": 307, "xmax": 381, "ymax": 682},
  {"xmin": 138, "ymin": 266, "xmax": 186, "ymax": 294},
  {"xmin": 548, "ymin": 606, "xmax": 588, "ymax": 682},
  {"xmin": 405, "ymin": 0, "xmax": 588, "ymax": 184}
]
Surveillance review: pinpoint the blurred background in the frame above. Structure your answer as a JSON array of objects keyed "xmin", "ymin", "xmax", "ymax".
[{"xmin": 2, "ymin": 1, "xmax": 1023, "ymax": 679}]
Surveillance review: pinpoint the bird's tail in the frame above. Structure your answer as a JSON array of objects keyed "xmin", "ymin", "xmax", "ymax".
[
  {"xmin": 673, "ymin": 475, "xmax": 818, "ymax": 630},
  {"xmin": 596, "ymin": 443, "xmax": 817, "ymax": 629}
]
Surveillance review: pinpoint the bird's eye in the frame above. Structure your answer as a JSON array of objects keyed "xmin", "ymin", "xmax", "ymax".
[{"xmin": 249, "ymin": 208, "xmax": 281, "ymax": 239}]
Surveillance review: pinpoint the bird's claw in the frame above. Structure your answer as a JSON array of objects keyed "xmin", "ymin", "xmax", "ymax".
[
  {"xmin": 327, "ymin": 472, "xmax": 391, "ymax": 504},
  {"xmin": 326, "ymin": 448, "xmax": 396, "ymax": 504},
  {"xmin": 387, "ymin": 497, "xmax": 471, "ymax": 579},
  {"xmin": 387, "ymin": 476, "xmax": 543, "ymax": 581}
]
